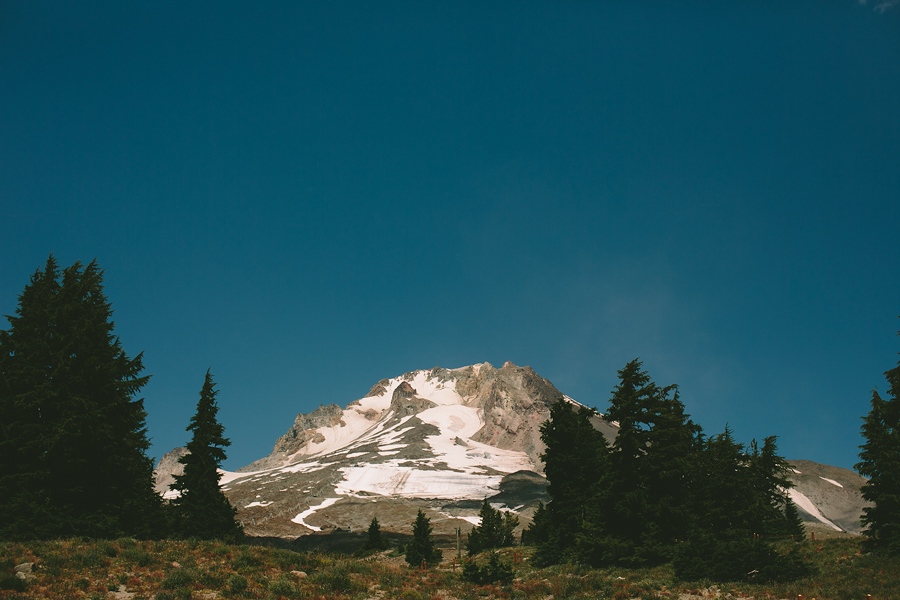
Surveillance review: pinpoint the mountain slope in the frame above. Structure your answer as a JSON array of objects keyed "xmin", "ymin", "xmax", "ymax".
[{"xmin": 154, "ymin": 362, "xmax": 868, "ymax": 539}]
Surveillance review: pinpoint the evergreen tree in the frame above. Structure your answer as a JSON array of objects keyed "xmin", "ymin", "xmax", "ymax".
[
  {"xmin": 405, "ymin": 509, "xmax": 441, "ymax": 568},
  {"xmin": 0, "ymin": 257, "xmax": 163, "ymax": 538},
  {"xmin": 522, "ymin": 501, "xmax": 550, "ymax": 547},
  {"xmin": 675, "ymin": 428, "xmax": 809, "ymax": 583},
  {"xmin": 602, "ymin": 359, "xmax": 701, "ymax": 566},
  {"xmin": 537, "ymin": 398, "xmax": 610, "ymax": 565},
  {"xmin": 857, "ymin": 327, "xmax": 900, "ymax": 554},
  {"xmin": 466, "ymin": 499, "xmax": 519, "ymax": 555},
  {"xmin": 170, "ymin": 370, "xmax": 243, "ymax": 540},
  {"xmin": 363, "ymin": 516, "xmax": 390, "ymax": 551}
]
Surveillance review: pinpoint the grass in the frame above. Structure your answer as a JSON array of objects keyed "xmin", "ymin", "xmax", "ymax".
[{"xmin": 0, "ymin": 537, "xmax": 898, "ymax": 599}]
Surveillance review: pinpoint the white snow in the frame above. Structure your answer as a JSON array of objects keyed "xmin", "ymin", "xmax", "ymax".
[
  {"xmin": 218, "ymin": 469, "xmax": 260, "ymax": 486},
  {"xmin": 787, "ymin": 488, "xmax": 842, "ymax": 531},
  {"xmin": 245, "ymin": 501, "xmax": 273, "ymax": 508},
  {"xmin": 335, "ymin": 462, "xmax": 503, "ymax": 499},
  {"xmin": 819, "ymin": 477, "xmax": 844, "ymax": 488},
  {"xmin": 455, "ymin": 516, "xmax": 482, "ymax": 526},
  {"xmin": 378, "ymin": 451, "xmax": 400, "ymax": 456},
  {"xmin": 792, "ymin": 469, "xmax": 802, "ymax": 474},
  {"xmin": 291, "ymin": 497, "xmax": 341, "ymax": 531},
  {"xmin": 346, "ymin": 452, "xmax": 368, "ymax": 458}
]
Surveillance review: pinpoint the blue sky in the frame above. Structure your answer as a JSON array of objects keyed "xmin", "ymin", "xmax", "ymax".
[{"xmin": 2, "ymin": 1, "xmax": 898, "ymax": 472}]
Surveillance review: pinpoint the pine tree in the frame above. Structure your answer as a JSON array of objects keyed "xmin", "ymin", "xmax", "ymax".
[
  {"xmin": 405, "ymin": 509, "xmax": 441, "ymax": 568},
  {"xmin": 0, "ymin": 257, "xmax": 163, "ymax": 538},
  {"xmin": 170, "ymin": 370, "xmax": 243, "ymax": 540},
  {"xmin": 857, "ymin": 327, "xmax": 900, "ymax": 554}
]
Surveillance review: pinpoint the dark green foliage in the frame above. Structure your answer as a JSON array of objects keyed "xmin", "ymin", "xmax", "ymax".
[
  {"xmin": 857, "ymin": 327, "xmax": 900, "ymax": 555},
  {"xmin": 466, "ymin": 499, "xmax": 519, "ymax": 556},
  {"xmin": 462, "ymin": 552, "xmax": 514, "ymax": 585},
  {"xmin": 362, "ymin": 516, "xmax": 390, "ymax": 552},
  {"xmin": 674, "ymin": 535, "xmax": 814, "ymax": 583},
  {"xmin": 522, "ymin": 501, "xmax": 550, "ymax": 547},
  {"xmin": 227, "ymin": 573, "xmax": 248, "ymax": 595},
  {"xmin": 0, "ymin": 574, "xmax": 28, "ymax": 593},
  {"xmin": 536, "ymin": 399, "xmax": 609, "ymax": 565},
  {"xmin": 535, "ymin": 359, "xmax": 802, "ymax": 577},
  {"xmin": 600, "ymin": 359, "xmax": 702, "ymax": 566},
  {"xmin": 0, "ymin": 257, "xmax": 163, "ymax": 539},
  {"xmin": 268, "ymin": 577, "xmax": 298, "ymax": 597},
  {"xmin": 170, "ymin": 371, "xmax": 244, "ymax": 541},
  {"xmin": 161, "ymin": 568, "xmax": 195, "ymax": 589},
  {"xmin": 405, "ymin": 509, "xmax": 441, "ymax": 568}
]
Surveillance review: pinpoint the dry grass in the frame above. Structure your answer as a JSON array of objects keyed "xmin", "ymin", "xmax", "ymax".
[{"xmin": 1, "ymin": 537, "xmax": 898, "ymax": 600}]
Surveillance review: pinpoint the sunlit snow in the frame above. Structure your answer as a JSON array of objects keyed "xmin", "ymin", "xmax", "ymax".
[
  {"xmin": 819, "ymin": 476, "xmax": 843, "ymax": 488},
  {"xmin": 291, "ymin": 497, "xmax": 341, "ymax": 531},
  {"xmin": 787, "ymin": 488, "xmax": 842, "ymax": 531}
]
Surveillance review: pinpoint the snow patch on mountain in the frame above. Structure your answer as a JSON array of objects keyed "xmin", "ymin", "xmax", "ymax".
[
  {"xmin": 788, "ymin": 488, "xmax": 842, "ymax": 531},
  {"xmin": 292, "ymin": 497, "xmax": 341, "ymax": 531}
]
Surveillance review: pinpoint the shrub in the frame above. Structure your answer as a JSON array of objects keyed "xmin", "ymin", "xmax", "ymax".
[
  {"xmin": 227, "ymin": 573, "xmax": 248, "ymax": 595},
  {"xmin": 232, "ymin": 552, "xmax": 263, "ymax": 572},
  {"xmin": 268, "ymin": 577, "xmax": 298, "ymax": 598},
  {"xmin": 0, "ymin": 574, "xmax": 28, "ymax": 593},
  {"xmin": 673, "ymin": 536, "xmax": 814, "ymax": 583},
  {"xmin": 122, "ymin": 547, "xmax": 154, "ymax": 568},
  {"xmin": 462, "ymin": 553, "xmax": 514, "ymax": 585},
  {"xmin": 161, "ymin": 569, "xmax": 196, "ymax": 590}
]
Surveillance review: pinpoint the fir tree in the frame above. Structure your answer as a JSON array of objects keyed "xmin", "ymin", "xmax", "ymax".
[
  {"xmin": 857, "ymin": 327, "xmax": 900, "ymax": 554},
  {"xmin": 602, "ymin": 359, "xmax": 701, "ymax": 566},
  {"xmin": 675, "ymin": 428, "xmax": 809, "ymax": 582},
  {"xmin": 363, "ymin": 516, "xmax": 390, "ymax": 551},
  {"xmin": 0, "ymin": 257, "xmax": 162, "ymax": 538},
  {"xmin": 405, "ymin": 509, "xmax": 441, "ymax": 568},
  {"xmin": 522, "ymin": 501, "xmax": 550, "ymax": 547},
  {"xmin": 466, "ymin": 499, "xmax": 519, "ymax": 555},
  {"xmin": 537, "ymin": 398, "xmax": 609, "ymax": 565},
  {"xmin": 170, "ymin": 370, "xmax": 243, "ymax": 540}
]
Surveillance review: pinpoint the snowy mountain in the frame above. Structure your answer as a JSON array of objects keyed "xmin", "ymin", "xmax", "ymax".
[{"xmin": 154, "ymin": 362, "xmax": 869, "ymax": 540}]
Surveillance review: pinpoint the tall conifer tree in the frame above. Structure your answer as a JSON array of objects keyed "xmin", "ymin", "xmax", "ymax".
[
  {"xmin": 405, "ymin": 509, "xmax": 441, "ymax": 568},
  {"xmin": 857, "ymin": 326, "xmax": 900, "ymax": 554},
  {"xmin": 0, "ymin": 257, "xmax": 162, "ymax": 538},
  {"xmin": 537, "ymin": 399, "xmax": 609, "ymax": 565},
  {"xmin": 603, "ymin": 359, "xmax": 701, "ymax": 565},
  {"xmin": 170, "ymin": 370, "xmax": 243, "ymax": 540}
]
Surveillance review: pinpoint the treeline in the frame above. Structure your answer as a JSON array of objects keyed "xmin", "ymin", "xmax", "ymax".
[
  {"xmin": 0, "ymin": 257, "xmax": 241, "ymax": 540},
  {"xmin": 525, "ymin": 360, "xmax": 810, "ymax": 583}
]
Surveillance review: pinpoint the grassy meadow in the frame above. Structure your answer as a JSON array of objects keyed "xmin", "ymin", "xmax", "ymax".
[{"xmin": 1, "ymin": 537, "xmax": 898, "ymax": 600}]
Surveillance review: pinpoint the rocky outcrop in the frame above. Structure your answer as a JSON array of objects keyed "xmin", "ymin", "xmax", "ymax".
[
  {"xmin": 238, "ymin": 404, "xmax": 344, "ymax": 472},
  {"xmin": 153, "ymin": 447, "xmax": 188, "ymax": 495},
  {"xmin": 389, "ymin": 382, "xmax": 437, "ymax": 416}
]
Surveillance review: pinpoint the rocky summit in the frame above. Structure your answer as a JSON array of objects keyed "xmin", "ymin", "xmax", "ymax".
[{"xmin": 154, "ymin": 362, "xmax": 870, "ymax": 541}]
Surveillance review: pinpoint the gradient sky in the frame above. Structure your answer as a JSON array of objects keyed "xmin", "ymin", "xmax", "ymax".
[{"xmin": 2, "ymin": 1, "xmax": 898, "ymax": 472}]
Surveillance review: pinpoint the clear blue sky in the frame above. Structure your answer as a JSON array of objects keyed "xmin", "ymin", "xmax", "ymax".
[{"xmin": 2, "ymin": 1, "xmax": 898, "ymax": 472}]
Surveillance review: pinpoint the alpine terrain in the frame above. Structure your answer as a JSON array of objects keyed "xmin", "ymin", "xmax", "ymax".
[{"xmin": 154, "ymin": 362, "xmax": 869, "ymax": 541}]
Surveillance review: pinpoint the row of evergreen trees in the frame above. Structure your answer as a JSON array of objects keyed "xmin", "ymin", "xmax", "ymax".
[
  {"xmin": 856, "ymin": 326, "xmax": 900, "ymax": 555},
  {"xmin": 526, "ymin": 360, "xmax": 808, "ymax": 582},
  {"xmin": 0, "ymin": 257, "xmax": 241, "ymax": 540}
]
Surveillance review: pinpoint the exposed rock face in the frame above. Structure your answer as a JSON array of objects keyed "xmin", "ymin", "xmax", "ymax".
[
  {"xmin": 239, "ymin": 403, "xmax": 344, "ymax": 472},
  {"xmin": 153, "ymin": 447, "xmax": 188, "ymax": 495}
]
